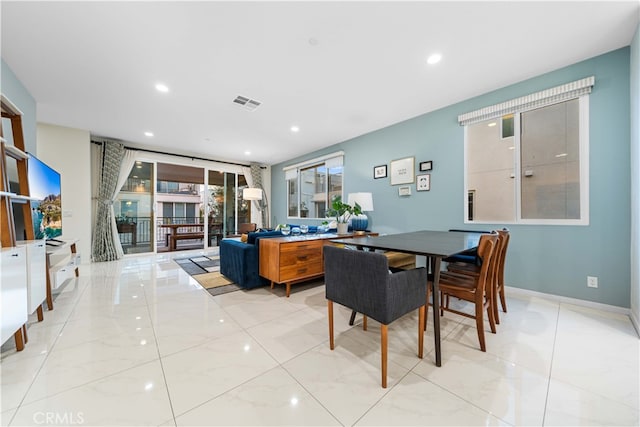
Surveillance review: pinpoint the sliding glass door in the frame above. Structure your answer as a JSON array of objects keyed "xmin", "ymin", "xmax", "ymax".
[
  {"xmin": 156, "ymin": 163, "xmax": 205, "ymax": 252},
  {"xmin": 207, "ymin": 170, "xmax": 250, "ymax": 243},
  {"xmin": 114, "ymin": 161, "xmax": 154, "ymax": 254},
  {"xmin": 114, "ymin": 159, "xmax": 251, "ymax": 254}
]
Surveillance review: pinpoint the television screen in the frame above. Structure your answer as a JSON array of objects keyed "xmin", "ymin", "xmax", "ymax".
[{"xmin": 27, "ymin": 153, "xmax": 62, "ymax": 240}]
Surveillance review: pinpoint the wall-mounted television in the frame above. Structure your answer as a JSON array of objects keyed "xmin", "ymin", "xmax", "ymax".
[{"xmin": 27, "ymin": 153, "xmax": 62, "ymax": 240}]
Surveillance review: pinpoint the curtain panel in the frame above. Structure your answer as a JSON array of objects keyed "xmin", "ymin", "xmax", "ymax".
[
  {"xmin": 91, "ymin": 141, "xmax": 125, "ymax": 262},
  {"xmin": 249, "ymin": 163, "xmax": 268, "ymax": 228}
]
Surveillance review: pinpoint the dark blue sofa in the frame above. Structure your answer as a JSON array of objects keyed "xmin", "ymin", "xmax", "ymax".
[
  {"xmin": 219, "ymin": 230, "xmax": 283, "ymax": 289},
  {"xmin": 219, "ymin": 226, "xmax": 330, "ymax": 289}
]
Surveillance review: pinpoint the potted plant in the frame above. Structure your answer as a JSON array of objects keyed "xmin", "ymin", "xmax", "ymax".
[{"xmin": 326, "ymin": 195, "xmax": 362, "ymax": 234}]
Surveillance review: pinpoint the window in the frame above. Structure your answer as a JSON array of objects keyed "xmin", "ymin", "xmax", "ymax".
[
  {"xmin": 161, "ymin": 202, "xmax": 198, "ymax": 223},
  {"xmin": 460, "ymin": 77, "xmax": 592, "ymax": 225},
  {"xmin": 284, "ymin": 152, "xmax": 343, "ymax": 219}
]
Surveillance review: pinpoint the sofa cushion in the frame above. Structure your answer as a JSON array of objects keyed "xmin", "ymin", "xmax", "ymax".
[{"xmin": 247, "ymin": 230, "xmax": 283, "ymax": 245}]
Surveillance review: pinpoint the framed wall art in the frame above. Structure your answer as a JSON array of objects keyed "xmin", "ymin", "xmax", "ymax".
[
  {"xmin": 398, "ymin": 186, "xmax": 412, "ymax": 196},
  {"xmin": 390, "ymin": 157, "xmax": 415, "ymax": 185},
  {"xmin": 373, "ymin": 164, "xmax": 387, "ymax": 179},
  {"xmin": 419, "ymin": 161, "xmax": 433, "ymax": 171},
  {"xmin": 417, "ymin": 174, "xmax": 431, "ymax": 191}
]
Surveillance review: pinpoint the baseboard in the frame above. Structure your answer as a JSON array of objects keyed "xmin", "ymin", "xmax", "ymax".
[
  {"xmin": 631, "ymin": 310, "xmax": 640, "ymax": 337},
  {"xmin": 505, "ymin": 285, "xmax": 631, "ymax": 317}
]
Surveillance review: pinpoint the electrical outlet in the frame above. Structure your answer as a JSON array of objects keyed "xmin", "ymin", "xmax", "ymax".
[{"xmin": 587, "ymin": 276, "xmax": 598, "ymax": 288}]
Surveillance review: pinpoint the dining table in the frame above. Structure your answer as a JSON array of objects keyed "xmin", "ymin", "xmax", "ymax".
[{"xmin": 332, "ymin": 230, "xmax": 483, "ymax": 367}]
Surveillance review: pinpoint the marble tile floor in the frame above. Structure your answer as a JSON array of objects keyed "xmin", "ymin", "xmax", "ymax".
[{"xmin": 1, "ymin": 250, "xmax": 638, "ymax": 426}]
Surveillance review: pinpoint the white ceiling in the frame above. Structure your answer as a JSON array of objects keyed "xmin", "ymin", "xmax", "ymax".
[{"xmin": 2, "ymin": 1, "xmax": 638, "ymax": 166}]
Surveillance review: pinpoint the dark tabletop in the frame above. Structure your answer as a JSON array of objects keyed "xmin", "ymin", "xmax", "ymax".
[{"xmin": 334, "ymin": 230, "xmax": 482, "ymax": 257}]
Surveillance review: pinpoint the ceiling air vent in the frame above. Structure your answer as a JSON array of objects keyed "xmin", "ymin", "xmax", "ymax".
[{"xmin": 233, "ymin": 95, "xmax": 262, "ymax": 111}]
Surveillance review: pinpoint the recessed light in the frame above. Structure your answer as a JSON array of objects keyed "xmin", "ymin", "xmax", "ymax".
[
  {"xmin": 427, "ymin": 53, "xmax": 442, "ymax": 65},
  {"xmin": 144, "ymin": 131, "xmax": 154, "ymax": 137},
  {"xmin": 488, "ymin": 122, "xmax": 497, "ymax": 127},
  {"xmin": 244, "ymin": 150, "xmax": 251, "ymax": 156},
  {"xmin": 155, "ymin": 83, "xmax": 169, "ymax": 93},
  {"xmin": 290, "ymin": 125, "xmax": 300, "ymax": 133}
]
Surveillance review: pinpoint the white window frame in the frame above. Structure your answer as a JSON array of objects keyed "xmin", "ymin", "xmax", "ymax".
[
  {"xmin": 284, "ymin": 151, "xmax": 344, "ymax": 220},
  {"xmin": 461, "ymin": 79, "xmax": 592, "ymax": 226}
]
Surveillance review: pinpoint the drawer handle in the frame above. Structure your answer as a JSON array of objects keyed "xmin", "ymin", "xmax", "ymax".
[
  {"xmin": 11, "ymin": 253, "xmax": 19, "ymax": 257},
  {"xmin": 297, "ymin": 255, "xmax": 308, "ymax": 261},
  {"xmin": 297, "ymin": 268, "xmax": 307, "ymax": 274}
]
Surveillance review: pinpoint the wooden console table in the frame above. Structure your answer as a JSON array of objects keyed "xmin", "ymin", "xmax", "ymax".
[{"xmin": 259, "ymin": 233, "xmax": 375, "ymax": 297}]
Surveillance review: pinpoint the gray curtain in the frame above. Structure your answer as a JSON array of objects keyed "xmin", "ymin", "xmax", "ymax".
[
  {"xmin": 91, "ymin": 141, "xmax": 125, "ymax": 262},
  {"xmin": 250, "ymin": 162, "xmax": 269, "ymax": 228}
]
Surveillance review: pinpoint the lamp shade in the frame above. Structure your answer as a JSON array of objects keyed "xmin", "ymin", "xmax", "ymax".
[
  {"xmin": 347, "ymin": 192, "xmax": 374, "ymax": 211},
  {"xmin": 243, "ymin": 187, "xmax": 262, "ymax": 200}
]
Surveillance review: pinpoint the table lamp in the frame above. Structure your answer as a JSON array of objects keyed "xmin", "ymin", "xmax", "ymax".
[{"xmin": 347, "ymin": 192, "xmax": 374, "ymax": 232}]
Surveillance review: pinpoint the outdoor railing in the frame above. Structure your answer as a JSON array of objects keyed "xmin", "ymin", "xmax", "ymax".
[{"xmin": 117, "ymin": 216, "xmax": 233, "ymax": 248}]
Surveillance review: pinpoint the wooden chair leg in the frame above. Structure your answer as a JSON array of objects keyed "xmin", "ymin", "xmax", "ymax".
[
  {"xmin": 328, "ymin": 300, "xmax": 334, "ymax": 350},
  {"xmin": 489, "ymin": 277, "xmax": 500, "ymax": 325},
  {"xmin": 475, "ymin": 299, "xmax": 486, "ymax": 352},
  {"xmin": 485, "ymin": 285, "xmax": 496, "ymax": 334},
  {"xmin": 363, "ymin": 315, "xmax": 368, "ymax": 331},
  {"xmin": 499, "ymin": 286, "xmax": 507, "ymax": 313},
  {"xmin": 424, "ymin": 286, "xmax": 430, "ymax": 330},
  {"xmin": 381, "ymin": 324, "xmax": 388, "ymax": 388},
  {"xmin": 487, "ymin": 302, "xmax": 496, "ymax": 334},
  {"xmin": 37, "ymin": 305, "xmax": 44, "ymax": 322},
  {"xmin": 418, "ymin": 305, "xmax": 425, "ymax": 358}
]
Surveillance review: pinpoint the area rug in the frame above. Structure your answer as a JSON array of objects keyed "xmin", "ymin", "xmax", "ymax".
[{"xmin": 174, "ymin": 254, "xmax": 241, "ymax": 296}]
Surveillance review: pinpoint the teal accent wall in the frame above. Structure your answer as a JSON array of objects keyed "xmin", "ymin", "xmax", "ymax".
[
  {"xmin": 272, "ymin": 47, "xmax": 632, "ymax": 308},
  {"xmin": 1, "ymin": 59, "xmax": 37, "ymax": 154},
  {"xmin": 630, "ymin": 25, "xmax": 640, "ymax": 326}
]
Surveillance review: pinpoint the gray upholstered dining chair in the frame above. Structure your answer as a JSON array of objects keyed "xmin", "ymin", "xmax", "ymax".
[{"xmin": 323, "ymin": 245, "xmax": 428, "ymax": 388}]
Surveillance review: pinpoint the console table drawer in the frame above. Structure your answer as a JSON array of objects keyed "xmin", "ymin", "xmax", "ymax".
[
  {"xmin": 279, "ymin": 260, "xmax": 323, "ymax": 281},
  {"xmin": 279, "ymin": 244, "xmax": 322, "ymax": 265}
]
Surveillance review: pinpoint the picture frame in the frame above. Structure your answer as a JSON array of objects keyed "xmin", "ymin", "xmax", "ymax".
[
  {"xmin": 390, "ymin": 157, "xmax": 415, "ymax": 185},
  {"xmin": 398, "ymin": 186, "xmax": 412, "ymax": 196},
  {"xmin": 417, "ymin": 174, "xmax": 431, "ymax": 191},
  {"xmin": 419, "ymin": 161, "xmax": 433, "ymax": 172},
  {"xmin": 373, "ymin": 164, "xmax": 387, "ymax": 179}
]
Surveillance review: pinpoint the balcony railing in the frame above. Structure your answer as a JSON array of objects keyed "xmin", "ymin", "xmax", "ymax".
[{"xmin": 117, "ymin": 216, "xmax": 228, "ymax": 250}]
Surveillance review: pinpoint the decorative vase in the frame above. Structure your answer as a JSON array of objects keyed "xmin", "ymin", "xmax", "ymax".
[
  {"xmin": 351, "ymin": 214, "xmax": 368, "ymax": 232},
  {"xmin": 337, "ymin": 223, "xmax": 349, "ymax": 235}
]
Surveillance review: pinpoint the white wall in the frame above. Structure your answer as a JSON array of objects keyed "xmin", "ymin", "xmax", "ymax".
[{"xmin": 36, "ymin": 123, "xmax": 92, "ymax": 263}]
